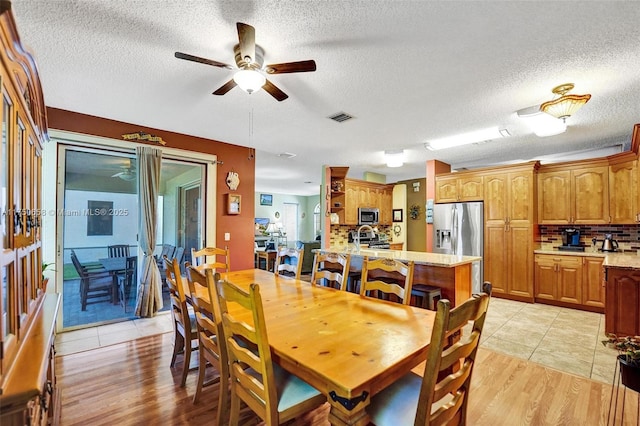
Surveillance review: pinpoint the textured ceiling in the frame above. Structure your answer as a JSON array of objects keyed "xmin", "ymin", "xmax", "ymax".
[{"xmin": 12, "ymin": 0, "xmax": 640, "ymax": 196}]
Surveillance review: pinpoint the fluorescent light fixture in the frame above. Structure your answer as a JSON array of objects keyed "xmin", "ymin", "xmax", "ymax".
[
  {"xmin": 424, "ymin": 126, "xmax": 508, "ymax": 151},
  {"xmin": 517, "ymin": 106, "xmax": 567, "ymax": 137},
  {"xmin": 384, "ymin": 150, "xmax": 404, "ymax": 167},
  {"xmin": 233, "ymin": 69, "xmax": 266, "ymax": 94}
]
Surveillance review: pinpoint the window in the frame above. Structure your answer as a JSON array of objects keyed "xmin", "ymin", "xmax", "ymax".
[{"xmin": 313, "ymin": 203, "xmax": 321, "ymax": 239}]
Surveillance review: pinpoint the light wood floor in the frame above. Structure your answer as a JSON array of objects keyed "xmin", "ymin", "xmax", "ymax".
[{"xmin": 56, "ymin": 332, "xmax": 639, "ymax": 425}]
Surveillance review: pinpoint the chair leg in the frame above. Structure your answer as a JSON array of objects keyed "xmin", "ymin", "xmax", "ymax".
[
  {"xmin": 180, "ymin": 340, "xmax": 191, "ymax": 387},
  {"xmin": 170, "ymin": 327, "xmax": 183, "ymax": 367},
  {"xmin": 228, "ymin": 387, "xmax": 241, "ymax": 426},
  {"xmin": 217, "ymin": 366, "xmax": 229, "ymax": 426},
  {"xmin": 193, "ymin": 348, "xmax": 206, "ymax": 403}
]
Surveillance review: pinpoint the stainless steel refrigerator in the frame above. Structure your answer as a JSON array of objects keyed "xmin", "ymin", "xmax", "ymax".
[{"xmin": 433, "ymin": 202, "xmax": 483, "ymax": 293}]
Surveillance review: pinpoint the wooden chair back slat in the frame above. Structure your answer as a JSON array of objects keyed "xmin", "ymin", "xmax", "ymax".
[
  {"xmin": 108, "ymin": 244, "xmax": 130, "ymax": 258},
  {"xmin": 274, "ymin": 247, "xmax": 304, "ymax": 279},
  {"xmin": 191, "ymin": 246, "xmax": 230, "ymax": 272},
  {"xmin": 185, "ymin": 266, "xmax": 229, "ymax": 422},
  {"xmin": 216, "ymin": 280, "xmax": 277, "ymax": 423},
  {"xmin": 414, "ymin": 283, "xmax": 492, "ymax": 425},
  {"xmin": 310, "ymin": 252, "xmax": 351, "ymax": 290},
  {"xmin": 163, "ymin": 254, "xmax": 197, "ymax": 387},
  {"xmin": 360, "ymin": 257, "xmax": 415, "ymax": 304}
]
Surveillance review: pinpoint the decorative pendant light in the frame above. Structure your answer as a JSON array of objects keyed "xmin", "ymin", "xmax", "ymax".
[
  {"xmin": 539, "ymin": 83, "xmax": 591, "ymax": 121},
  {"xmin": 233, "ymin": 69, "xmax": 266, "ymax": 94}
]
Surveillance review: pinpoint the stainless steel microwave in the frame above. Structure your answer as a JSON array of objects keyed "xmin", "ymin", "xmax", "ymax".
[{"xmin": 358, "ymin": 207, "xmax": 379, "ymax": 225}]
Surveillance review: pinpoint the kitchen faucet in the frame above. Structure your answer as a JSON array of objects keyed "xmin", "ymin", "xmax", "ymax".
[{"xmin": 353, "ymin": 224, "xmax": 375, "ymax": 251}]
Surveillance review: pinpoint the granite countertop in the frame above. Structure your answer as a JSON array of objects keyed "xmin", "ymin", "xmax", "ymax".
[
  {"xmin": 534, "ymin": 249, "xmax": 640, "ymax": 270},
  {"xmin": 320, "ymin": 246, "xmax": 481, "ymax": 267}
]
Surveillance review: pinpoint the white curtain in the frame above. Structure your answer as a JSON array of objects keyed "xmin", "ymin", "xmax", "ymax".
[{"xmin": 135, "ymin": 146, "xmax": 163, "ymax": 317}]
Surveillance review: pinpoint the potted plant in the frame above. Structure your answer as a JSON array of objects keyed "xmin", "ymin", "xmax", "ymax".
[
  {"xmin": 602, "ymin": 333, "xmax": 640, "ymax": 392},
  {"xmin": 42, "ymin": 261, "xmax": 55, "ymax": 291}
]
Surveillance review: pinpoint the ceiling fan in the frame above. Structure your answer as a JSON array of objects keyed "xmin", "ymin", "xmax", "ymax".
[
  {"xmin": 175, "ymin": 22, "xmax": 316, "ymax": 101},
  {"xmin": 111, "ymin": 159, "xmax": 136, "ymax": 181}
]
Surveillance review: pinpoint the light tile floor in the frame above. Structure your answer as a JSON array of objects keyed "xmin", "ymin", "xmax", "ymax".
[
  {"xmin": 55, "ymin": 311, "xmax": 173, "ymax": 356},
  {"xmin": 481, "ymin": 297, "xmax": 617, "ymax": 384},
  {"xmin": 55, "ymin": 298, "xmax": 620, "ymax": 385}
]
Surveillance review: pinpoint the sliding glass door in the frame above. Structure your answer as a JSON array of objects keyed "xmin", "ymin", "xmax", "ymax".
[{"xmin": 58, "ymin": 146, "xmax": 205, "ymax": 329}]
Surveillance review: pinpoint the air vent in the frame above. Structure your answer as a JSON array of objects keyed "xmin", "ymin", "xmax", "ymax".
[{"xmin": 328, "ymin": 112, "xmax": 354, "ymax": 123}]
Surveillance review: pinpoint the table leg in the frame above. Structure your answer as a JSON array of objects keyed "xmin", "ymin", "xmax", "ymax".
[{"xmin": 326, "ymin": 391, "xmax": 370, "ymax": 426}]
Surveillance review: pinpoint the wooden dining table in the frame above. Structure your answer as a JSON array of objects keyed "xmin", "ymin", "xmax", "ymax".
[{"xmin": 189, "ymin": 268, "xmax": 436, "ymax": 425}]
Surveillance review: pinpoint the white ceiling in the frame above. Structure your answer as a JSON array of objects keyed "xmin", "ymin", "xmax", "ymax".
[{"xmin": 12, "ymin": 1, "xmax": 640, "ymax": 196}]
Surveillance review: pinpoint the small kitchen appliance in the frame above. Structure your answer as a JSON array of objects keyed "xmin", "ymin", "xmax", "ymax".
[
  {"xmin": 599, "ymin": 234, "xmax": 619, "ymax": 252},
  {"xmin": 557, "ymin": 228, "xmax": 585, "ymax": 251},
  {"xmin": 357, "ymin": 208, "xmax": 379, "ymax": 225}
]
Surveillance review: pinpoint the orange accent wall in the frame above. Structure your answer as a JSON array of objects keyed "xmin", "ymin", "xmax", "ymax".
[{"xmin": 47, "ymin": 107, "xmax": 256, "ymax": 271}]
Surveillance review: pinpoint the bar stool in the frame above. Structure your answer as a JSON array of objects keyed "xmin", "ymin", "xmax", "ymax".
[{"xmin": 411, "ymin": 284, "xmax": 441, "ymax": 310}]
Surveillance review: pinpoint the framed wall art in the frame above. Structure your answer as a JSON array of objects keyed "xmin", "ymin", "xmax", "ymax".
[
  {"xmin": 393, "ymin": 209, "xmax": 403, "ymax": 222},
  {"xmin": 260, "ymin": 193, "xmax": 273, "ymax": 206},
  {"xmin": 227, "ymin": 193, "xmax": 241, "ymax": 215}
]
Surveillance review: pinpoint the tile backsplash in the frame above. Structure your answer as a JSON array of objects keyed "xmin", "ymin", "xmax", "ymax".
[
  {"xmin": 330, "ymin": 225, "xmax": 391, "ymax": 246},
  {"xmin": 538, "ymin": 224, "xmax": 640, "ymax": 252}
]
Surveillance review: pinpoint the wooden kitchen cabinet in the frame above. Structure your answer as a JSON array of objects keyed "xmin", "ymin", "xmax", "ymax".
[
  {"xmin": 343, "ymin": 179, "xmax": 393, "ymax": 225},
  {"xmin": 583, "ymin": 256, "xmax": 605, "ymax": 309},
  {"xmin": 534, "ymin": 254, "xmax": 604, "ymax": 312},
  {"xmin": 434, "ymin": 174, "xmax": 483, "ymax": 203},
  {"xmin": 534, "ymin": 255, "xmax": 582, "ymax": 305},
  {"xmin": 483, "ymin": 164, "xmax": 537, "ymax": 301},
  {"xmin": 609, "ymin": 158, "xmax": 638, "ymax": 224},
  {"xmin": 538, "ymin": 163, "xmax": 609, "ymax": 224},
  {"xmin": 605, "ymin": 267, "xmax": 640, "ymax": 336}
]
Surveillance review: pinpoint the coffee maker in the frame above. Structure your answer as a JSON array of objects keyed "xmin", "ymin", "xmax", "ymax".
[{"xmin": 561, "ymin": 228, "xmax": 581, "ymax": 247}]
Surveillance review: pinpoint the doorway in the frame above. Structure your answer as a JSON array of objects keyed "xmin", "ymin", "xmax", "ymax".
[{"xmin": 57, "ymin": 146, "xmax": 206, "ymax": 330}]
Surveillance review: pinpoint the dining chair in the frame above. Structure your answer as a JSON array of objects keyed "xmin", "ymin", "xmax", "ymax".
[
  {"xmin": 359, "ymin": 257, "xmax": 415, "ymax": 305},
  {"xmin": 107, "ymin": 244, "xmax": 130, "ymax": 258},
  {"xmin": 164, "ymin": 255, "xmax": 198, "ymax": 387},
  {"xmin": 310, "ymin": 252, "xmax": 351, "ymax": 290},
  {"xmin": 273, "ymin": 247, "xmax": 304, "ymax": 279},
  {"xmin": 71, "ymin": 250, "xmax": 114, "ymax": 311},
  {"xmin": 185, "ymin": 266, "xmax": 229, "ymax": 424},
  {"xmin": 367, "ymin": 283, "xmax": 492, "ymax": 425},
  {"xmin": 215, "ymin": 279, "xmax": 326, "ymax": 425},
  {"xmin": 191, "ymin": 246, "xmax": 230, "ymax": 272},
  {"xmin": 118, "ymin": 255, "xmax": 137, "ymax": 312}
]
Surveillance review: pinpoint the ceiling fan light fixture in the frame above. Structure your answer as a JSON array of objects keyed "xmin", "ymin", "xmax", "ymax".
[
  {"xmin": 539, "ymin": 83, "xmax": 591, "ymax": 121},
  {"xmin": 517, "ymin": 106, "xmax": 567, "ymax": 137},
  {"xmin": 384, "ymin": 150, "xmax": 404, "ymax": 167},
  {"xmin": 233, "ymin": 69, "xmax": 266, "ymax": 94},
  {"xmin": 424, "ymin": 126, "xmax": 508, "ymax": 151}
]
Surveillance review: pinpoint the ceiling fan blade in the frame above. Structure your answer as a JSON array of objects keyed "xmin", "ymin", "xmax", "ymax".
[
  {"xmin": 213, "ymin": 79, "xmax": 237, "ymax": 95},
  {"xmin": 263, "ymin": 79, "xmax": 288, "ymax": 102},
  {"xmin": 237, "ymin": 22, "xmax": 256, "ymax": 64},
  {"xmin": 265, "ymin": 60, "xmax": 317, "ymax": 74},
  {"xmin": 174, "ymin": 52, "xmax": 232, "ymax": 69}
]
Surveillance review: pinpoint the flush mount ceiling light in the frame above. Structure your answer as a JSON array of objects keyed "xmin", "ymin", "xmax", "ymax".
[
  {"xmin": 539, "ymin": 83, "xmax": 591, "ymax": 121},
  {"xmin": 233, "ymin": 69, "xmax": 266, "ymax": 94},
  {"xmin": 384, "ymin": 150, "xmax": 404, "ymax": 167},
  {"xmin": 517, "ymin": 106, "xmax": 567, "ymax": 137},
  {"xmin": 424, "ymin": 127, "xmax": 510, "ymax": 151}
]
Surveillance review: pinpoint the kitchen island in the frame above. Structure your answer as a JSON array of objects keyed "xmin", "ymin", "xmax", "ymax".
[{"xmin": 318, "ymin": 247, "xmax": 481, "ymax": 307}]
